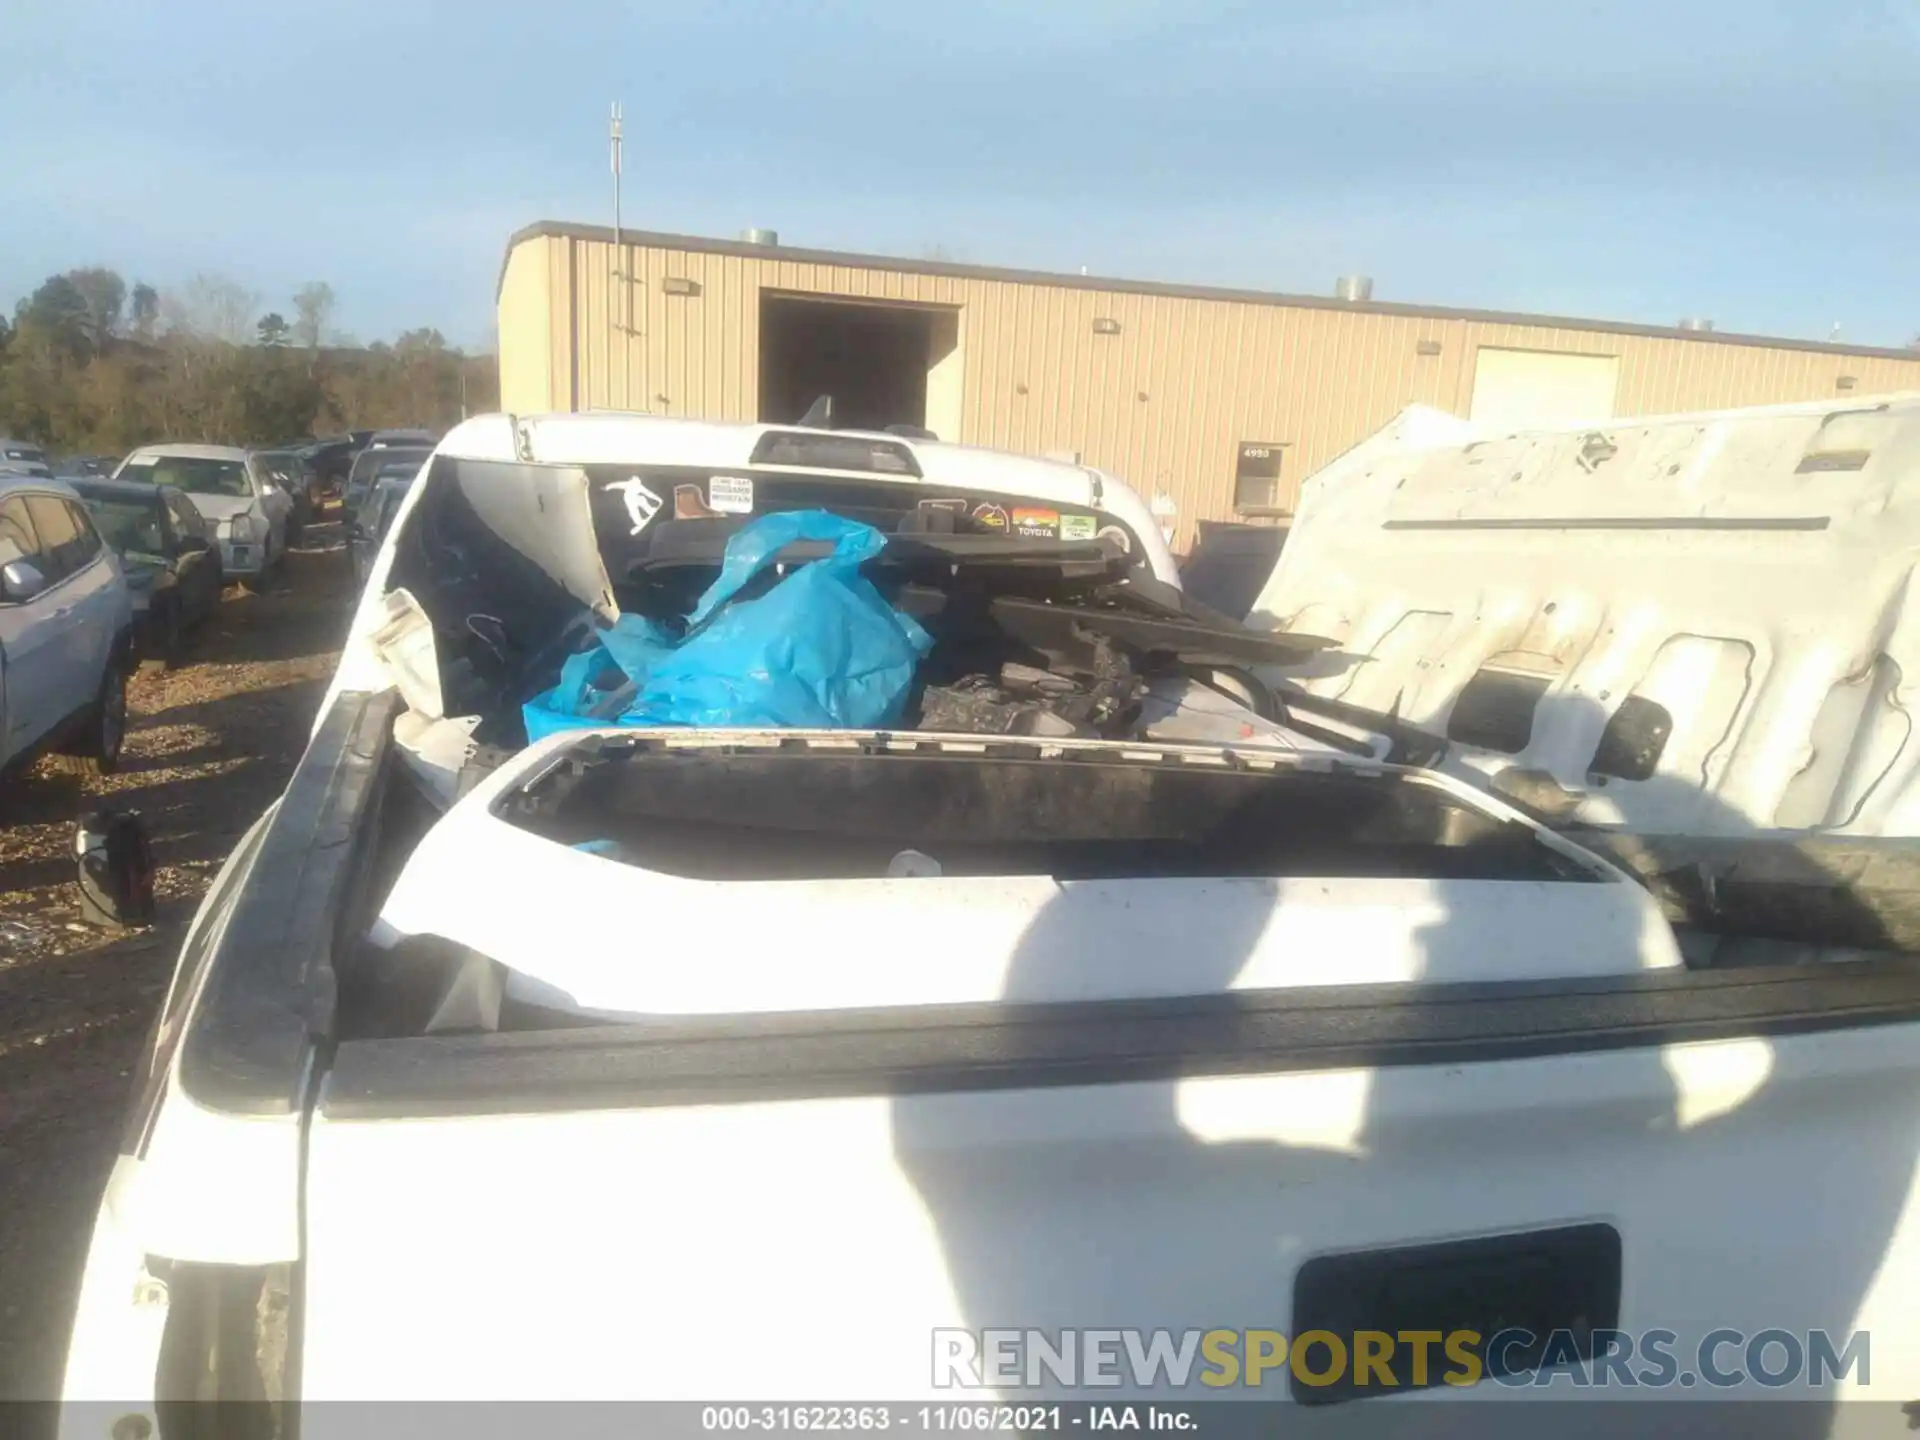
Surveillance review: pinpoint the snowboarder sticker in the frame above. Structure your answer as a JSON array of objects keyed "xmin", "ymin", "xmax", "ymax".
[{"xmin": 606, "ymin": 476, "xmax": 664, "ymax": 536}]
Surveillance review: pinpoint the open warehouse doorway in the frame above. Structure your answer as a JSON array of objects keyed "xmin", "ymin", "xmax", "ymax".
[{"xmin": 758, "ymin": 293, "xmax": 962, "ymax": 439}]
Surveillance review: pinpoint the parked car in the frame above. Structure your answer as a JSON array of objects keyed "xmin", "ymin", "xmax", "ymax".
[
  {"xmin": 251, "ymin": 449, "xmax": 313, "ymax": 543},
  {"xmin": 302, "ymin": 436, "xmax": 360, "ymax": 498},
  {"xmin": 53, "ymin": 454, "xmax": 121, "ymax": 480},
  {"xmin": 273, "ymin": 442, "xmax": 327, "ymax": 508},
  {"xmin": 67, "ymin": 476, "xmax": 224, "ymax": 669},
  {"xmin": 347, "ymin": 467, "xmax": 420, "ymax": 587},
  {"xmin": 367, "ymin": 427, "xmax": 439, "ymax": 448},
  {"xmin": 0, "ymin": 439, "xmax": 54, "ymax": 477},
  {"xmin": 306, "ymin": 430, "xmax": 439, "ymax": 505},
  {"xmin": 341, "ymin": 443, "xmax": 434, "ymax": 527},
  {"xmin": 0, "ymin": 473, "xmax": 135, "ymax": 778},
  {"xmin": 111, "ymin": 445, "xmax": 293, "ymax": 582}
]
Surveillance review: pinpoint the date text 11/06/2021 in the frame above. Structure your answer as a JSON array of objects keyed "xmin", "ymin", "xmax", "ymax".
[{"xmin": 701, "ymin": 1407, "xmax": 1191, "ymax": 1431}]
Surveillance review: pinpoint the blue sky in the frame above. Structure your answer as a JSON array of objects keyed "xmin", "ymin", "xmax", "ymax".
[{"xmin": 5, "ymin": 0, "xmax": 1918, "ymax": 351}]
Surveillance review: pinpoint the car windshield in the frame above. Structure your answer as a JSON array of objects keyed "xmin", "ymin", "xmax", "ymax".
[
  {"xmin": 127, "ymin": 455, "xmax": 254, "ymax": 498},
  {"xmin": 81, "ymin": 497, "xmax": 166, "ymax": 559}
]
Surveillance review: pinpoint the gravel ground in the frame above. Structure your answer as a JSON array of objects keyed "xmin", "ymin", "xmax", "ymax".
[{"xmin": 0, "ymin": 519, "xmax": 354, "ymax": 1403}]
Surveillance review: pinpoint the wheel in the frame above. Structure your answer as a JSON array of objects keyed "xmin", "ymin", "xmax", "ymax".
[{"xmin": 50, "ymin": 666, "xmax": 127, "ymax": 778}]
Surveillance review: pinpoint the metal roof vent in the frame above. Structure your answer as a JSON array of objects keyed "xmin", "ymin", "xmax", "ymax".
[
  {"xmin": 1678, "ymin": 317, "xmax": 1714, "ymax": 332},
  {"xmin": 741, "ymin": 228, "xmax": 779, "ymax": 246},
  {"xmin": 1335, "ymin": 275, "xmax": 1374, "ymax": 302}
]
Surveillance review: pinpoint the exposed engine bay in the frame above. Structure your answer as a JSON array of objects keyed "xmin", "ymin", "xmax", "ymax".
[{"xmin": 374, "ymin": 452, "xmax": 1429, "ymax": 776}]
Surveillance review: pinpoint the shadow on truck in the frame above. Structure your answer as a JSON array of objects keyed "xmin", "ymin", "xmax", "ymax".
[{"xmin": 894, "ymin": 696, "xmax": 1920, "ymax": 1436}]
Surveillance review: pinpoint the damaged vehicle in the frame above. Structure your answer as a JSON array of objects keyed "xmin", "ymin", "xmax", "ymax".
[
  {"xmin": 59, "ymin": 411, "xmax": 1920, "ymax": 1429},
  {"xmin": 1247, "ymin": 391, "xmax": 1920, "ymax": 955},
  {"xmin": 112, "ymin": 445, "xmax": 294, "ymax": 583}
]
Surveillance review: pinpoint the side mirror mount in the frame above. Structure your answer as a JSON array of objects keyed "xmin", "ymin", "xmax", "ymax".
[{"xmin": 2, "ymin": 559, "xmax": 48, "ymax": 602}]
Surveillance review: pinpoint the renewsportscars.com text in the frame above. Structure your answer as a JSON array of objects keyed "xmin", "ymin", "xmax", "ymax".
[{"xmin": 932, "ymin": 1327, "xmax": 1870, "ymax": 1392}]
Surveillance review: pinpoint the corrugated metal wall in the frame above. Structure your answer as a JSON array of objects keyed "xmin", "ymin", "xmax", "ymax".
[
  {"xmin": 504, "ymin": 232, "xmax": 1920, "ymax": 549},
  {"xmin": 495, "ymin": 237, "xmax": 553, "ymax": 414}
]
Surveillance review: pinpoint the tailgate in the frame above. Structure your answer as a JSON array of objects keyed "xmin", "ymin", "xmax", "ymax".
[{"xmin": 301, "ymin": 974, "xmax": 1920, "ymax": 1407}]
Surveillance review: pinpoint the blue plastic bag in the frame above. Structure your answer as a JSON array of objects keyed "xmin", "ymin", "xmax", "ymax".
[{"xmin": 522, "ymin": 510, "xmax": 932, "ymax": 738}]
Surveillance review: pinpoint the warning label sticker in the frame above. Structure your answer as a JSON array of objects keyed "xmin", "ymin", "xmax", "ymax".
[
  {"xmin": 1059, "ymin": 513, "xmax": 1097, "ymax": 541},
  {"xmin": 1012, "ymin": 506, "xmax": 1060, "ymax": 539},
  {"xmin": 708, "ymin": 475, "xmax": 755, "ymax": 514}
]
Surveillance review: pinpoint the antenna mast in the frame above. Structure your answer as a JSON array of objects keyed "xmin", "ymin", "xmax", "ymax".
[{"xmin": 610, "ymin": 101, "xmax": 625, "ymax": 408}]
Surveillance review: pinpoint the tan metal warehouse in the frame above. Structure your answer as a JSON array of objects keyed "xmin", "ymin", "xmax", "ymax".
[{"xmin": 497, "ymin": 221, "xmax": 1920, "ymax": 548}]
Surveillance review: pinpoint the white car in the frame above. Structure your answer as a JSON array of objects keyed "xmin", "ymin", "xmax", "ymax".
[
  {"xmin": 0, "ymin": 437, "xmax": 54, "ymax": 477},
  {"xmin": 111, "ymin": 444, "xmax": 293, "ymax": 581},
  {"xmin": 0, "ymin": 473, "xmax": 135, "ymax": 777},
  {"xmin": 60, "ymin": 413, "xmax": 1918, "ymax": 1425}
]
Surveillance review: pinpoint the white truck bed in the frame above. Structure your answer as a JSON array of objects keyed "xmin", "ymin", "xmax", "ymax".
[{"xmin": 369, "ymin": 729, "xmax": 1680, "ymax": 1019}]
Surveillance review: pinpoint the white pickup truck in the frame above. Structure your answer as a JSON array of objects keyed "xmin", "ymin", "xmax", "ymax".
[{"xmin": 59, "ymin": 410, "xmax": 1920, "ymax": 1437}]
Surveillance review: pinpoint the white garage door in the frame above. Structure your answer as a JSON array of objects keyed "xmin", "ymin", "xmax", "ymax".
[{"xmin": 1469, "ymin": 348, "xmax": 1619, "ymax": 429}]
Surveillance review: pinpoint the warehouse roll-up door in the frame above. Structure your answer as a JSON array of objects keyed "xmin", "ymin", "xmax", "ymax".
[{"xmin": 1469, "ymin": 348, "xmax": 1619, "ymax": 429}]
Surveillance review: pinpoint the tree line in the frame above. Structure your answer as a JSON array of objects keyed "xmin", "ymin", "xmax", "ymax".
[{"xmin": 0, "ymin": 267, "xmax": 498, "ymax": 455}]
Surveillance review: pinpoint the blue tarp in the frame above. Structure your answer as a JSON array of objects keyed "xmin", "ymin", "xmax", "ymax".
[{"xmin": 523, "ymin": 510, "xmax": 933, "ymax": 740}]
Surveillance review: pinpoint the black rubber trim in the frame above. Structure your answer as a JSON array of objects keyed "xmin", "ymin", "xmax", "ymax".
[
  {"xmin": 988, "ymin": 595, "xmax": 1338, "ymax": 666},
  {"xmin": 178, "ymin": 688, "xmax": 398, "ymax": 1116},
  {"xmin": 631, "ymin": 530, "xmax": 1122, "ymax": 572},
  {"xmin": 319, "ymin": 956, "xmax": 1920, "ymax": 1119}
]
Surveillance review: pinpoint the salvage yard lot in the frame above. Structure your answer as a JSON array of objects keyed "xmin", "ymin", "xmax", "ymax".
[{"xmin": 0, "ymin": 523, "xmax": 353, "ymax": 1404}]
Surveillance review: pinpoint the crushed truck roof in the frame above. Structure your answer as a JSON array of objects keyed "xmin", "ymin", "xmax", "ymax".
[{"xmin": 1253, "ymin": 390, "xmax": 1920, "ymax": 838}]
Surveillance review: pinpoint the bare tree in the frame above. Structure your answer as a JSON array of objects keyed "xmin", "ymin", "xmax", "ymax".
[
  {"xmin": 162, "ymin": 273, "xmax": 261, "ymax": 345},
  {"xmin": 66, "ymin": 267, "xmax": 127, "ymax": 351},
  {"xmin": 292, "ymin": 281, "xmax": 336, "ymax": 350},
  {"xmin": 129, "ymin": 282, "xmax": 160, "ymax": 341}
]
